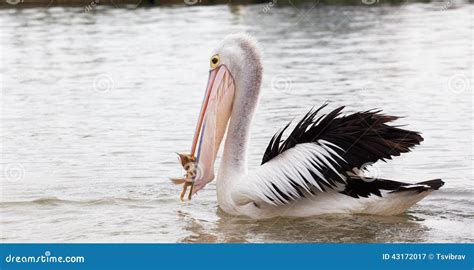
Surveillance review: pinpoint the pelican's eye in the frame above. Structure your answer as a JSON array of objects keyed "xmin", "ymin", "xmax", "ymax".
[{"xmin": 210, "ymin": 55, "xmax": 220, "ymax": 69}]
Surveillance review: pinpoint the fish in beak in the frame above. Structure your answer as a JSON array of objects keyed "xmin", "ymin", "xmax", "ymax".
[
  {"xmin": 172, "ymin": 64, "xmax": 236, "ymax": 200},
  {"xmin": 170, "ymin": 153, "xmax": 197, "ymax": 201}
]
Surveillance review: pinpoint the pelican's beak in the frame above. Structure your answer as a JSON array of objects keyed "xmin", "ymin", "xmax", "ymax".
[{"xmin": 190, "ymin": 65, "xmax": 235, "ymax": 194}]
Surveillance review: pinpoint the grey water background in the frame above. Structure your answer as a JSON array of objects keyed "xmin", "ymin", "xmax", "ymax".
[{"xmin": 1, "ymin": 2, "xmax": 472, "ymax": 242}]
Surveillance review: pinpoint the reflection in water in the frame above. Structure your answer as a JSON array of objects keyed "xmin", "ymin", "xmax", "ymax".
[
  {"xmin": 212, "ymin": 211, "xmax": 426, "ymax": 243},
  {"xmin": 178, "ymin": 211, "xmax": 219, "ymax": 243},
  {"xmin": 179, "ymin": 209, "xmax": 429, "ymax": 243},
  {"xmin": 1, "ymin": 3, "xmax": 472, "ymax": 242}
]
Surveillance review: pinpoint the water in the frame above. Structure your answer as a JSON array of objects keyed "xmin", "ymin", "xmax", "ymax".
[{"xmin": 1, "ymin": 2, "xmax": 472, "ymax": 243}]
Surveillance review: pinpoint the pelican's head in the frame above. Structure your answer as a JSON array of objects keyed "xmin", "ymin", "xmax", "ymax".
[{"xmin": 189, "ymin": 33, "xmax": 262, "ymax": 194}]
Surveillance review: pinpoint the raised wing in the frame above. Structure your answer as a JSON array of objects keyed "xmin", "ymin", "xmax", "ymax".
[{"xmin": 232, "ymin": 104, "xmax": 424, "ymax": 206}]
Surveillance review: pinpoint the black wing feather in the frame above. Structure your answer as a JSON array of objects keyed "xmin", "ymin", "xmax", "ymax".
[
  {"xmin": 261, "ymin": 104, "xmax": 423, "ymax": 170},
  {"xmin": 341, "ymin": 177, "xmax": 444, "ymax": 198}
]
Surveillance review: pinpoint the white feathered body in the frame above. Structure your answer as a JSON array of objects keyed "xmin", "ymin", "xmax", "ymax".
[{"xmin": 217, "ymin": 144, "xmax": 436, "ymax": 219}]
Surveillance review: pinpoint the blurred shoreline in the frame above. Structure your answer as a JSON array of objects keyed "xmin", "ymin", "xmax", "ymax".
[{"xmin": 0, "ymin": 0, "xmax": 464, "ymax": 9}]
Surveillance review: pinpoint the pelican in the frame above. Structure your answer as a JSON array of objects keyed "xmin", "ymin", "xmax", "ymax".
[{"xmin": 177, "ymin": 33, "xmax": 444, "ymax": 219}]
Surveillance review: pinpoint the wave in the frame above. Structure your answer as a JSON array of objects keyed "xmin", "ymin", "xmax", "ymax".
[{"xmin": 0, "ymin": 196, "xmax": 153, "ymax": 207}]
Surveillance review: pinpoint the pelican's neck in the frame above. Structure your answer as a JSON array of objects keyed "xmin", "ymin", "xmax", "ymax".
[
  {"xmin": 217, "ymin": 57, "xmax": 262, "ymax": 211},
  {"xmin": 220, "ymin": 82, "xmax": 257, "ymax": 176}
]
